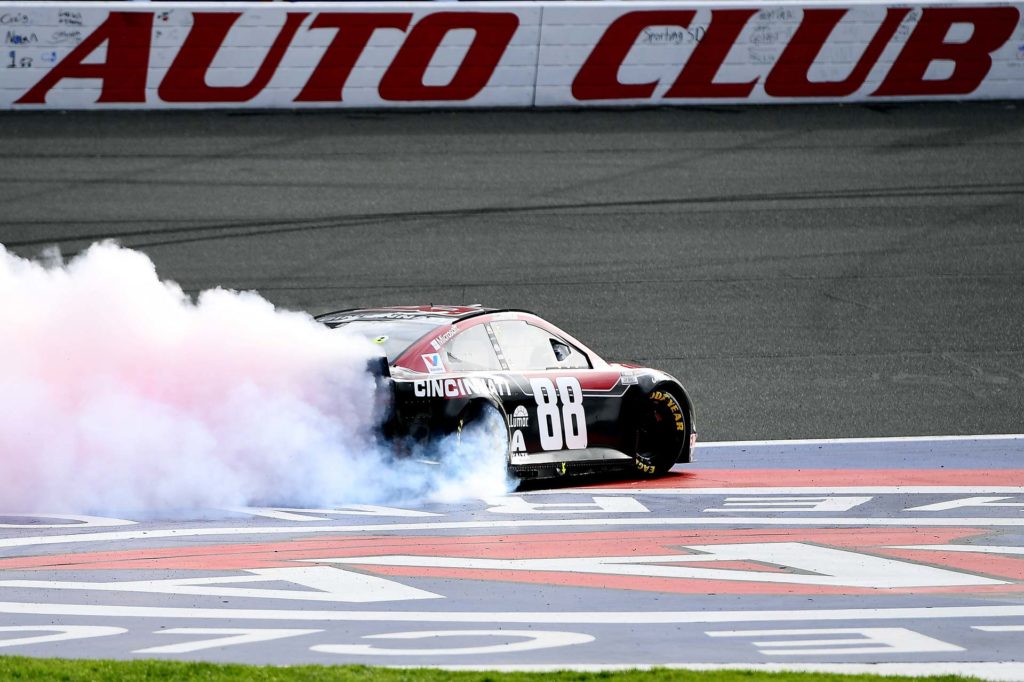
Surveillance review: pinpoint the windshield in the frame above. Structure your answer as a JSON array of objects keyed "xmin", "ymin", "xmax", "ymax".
[{"xmin": 329, "ymin": 319, "xmax": 442, "ymax": 362}]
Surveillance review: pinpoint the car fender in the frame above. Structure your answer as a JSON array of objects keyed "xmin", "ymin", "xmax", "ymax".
[{"xmin": 632, "ymin": 369, "xmax": 697, "ymax": 463}]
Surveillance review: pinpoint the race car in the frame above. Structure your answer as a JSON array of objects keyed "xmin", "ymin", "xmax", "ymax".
[{"xmin": 316, "ymin": 305, "xmax": 696, "ymax": 479}]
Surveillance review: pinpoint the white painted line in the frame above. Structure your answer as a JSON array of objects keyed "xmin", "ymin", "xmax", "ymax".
[
  {"xmin": 0, "ymin": 514, "xmax": 135, "ymax": 529},
  {"xmin": 703, "ymin": 627, "xmax": 964, "ymax": 655},
  {"xmin": 893, "ymin": 545, "xmax": 1024, "ymax": 555},
  {"xmin": 133, "ymin": 628, "xmax": 322, "ymax": 655},
  {"xmin": 974, "ymin": 625, "xmax": 1024, "ymax": 632},
  {"xmin": 905, "ymin": 497, "xmax": 1024, "ymax": 511},
  {"xmin": 322, "ymin": 544, "xmax": 1006, "ymax": 588},
  {"xmin": 528, "ymin": 487, "xmax": 1024, "ymax": 495},
  {"xmin": 0, "ymin": 566, "xmax": 442, "ymax": 604},
  {"xmin": 312, "ymin": 630, "xmax": 594, "ymax": 657},
  {"xmin": 0, "ymin": 625, "xmax": 127, "ymax": 648},
  {"xmin": 1, "ymin": 602, "xmax": 1024, "ymax": 624},
  {"xmin": 483, "ymin": 496, "xmax": 650, "ymax": 514},
  {"xmin": 697, "ymin": 434, "xmax": 1024, "ymax": 448},
  {"xmin": 427, "ymin": 662, "xmax": 1024, "ymax": 682},
  {"xmin": 4, "ymin": 516, "xmax": 1024, "ymax": 551},
  {"xmin": 226, "ymin": 506, "xmax": 440, "ymax": 521}
]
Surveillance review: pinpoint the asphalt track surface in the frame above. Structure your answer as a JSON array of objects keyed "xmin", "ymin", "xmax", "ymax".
[
  {"xmin": 2, "ymin": 102, "xmax": 1024, "ymax": 441},
  {"xmin": 2, "ymin": 104, "xmax": 1024, "ymax": 675},
  {"xmin": 1, "ymin": 437, "xmax": 1023, "ymax": 676}
]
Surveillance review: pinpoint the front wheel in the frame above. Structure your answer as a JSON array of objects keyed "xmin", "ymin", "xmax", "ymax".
[{"xmin": 633, "ymin": 388, "xmax": 689, "ymax": 476}]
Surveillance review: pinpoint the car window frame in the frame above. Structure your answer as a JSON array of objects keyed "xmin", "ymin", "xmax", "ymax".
[
  {"xmin": 487, "ymin": 319, "xmax": 592, "ymax": 371},
  {"xmin": 442, "ymin": 321, "xmax": 504, "ymax": 372}
]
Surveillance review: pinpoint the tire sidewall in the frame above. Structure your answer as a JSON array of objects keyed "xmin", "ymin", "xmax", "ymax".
[{"xmin": 634, "ymin": 386, "xmax": 688, "ymax": 476}]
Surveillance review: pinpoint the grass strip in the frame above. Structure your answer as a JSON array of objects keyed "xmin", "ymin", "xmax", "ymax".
[{"xmin": 0, "ymin": 657, "xmax": 987, "ymax": 682}]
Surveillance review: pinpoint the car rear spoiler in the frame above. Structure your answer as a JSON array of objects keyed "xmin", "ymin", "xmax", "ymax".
[{"xmin": 366, "ymin": 355, "xmax": 391, "ymax": 380}]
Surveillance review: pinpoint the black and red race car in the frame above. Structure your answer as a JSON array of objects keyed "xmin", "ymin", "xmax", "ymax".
[{"xmin": 317, "ymin": 305, "xmax": 696, "ymax": 479}]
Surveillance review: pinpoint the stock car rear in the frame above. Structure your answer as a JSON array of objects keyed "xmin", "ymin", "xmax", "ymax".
[{"xmin": 317, "ymin": 305, "xmax": 695, "ymax": 479}]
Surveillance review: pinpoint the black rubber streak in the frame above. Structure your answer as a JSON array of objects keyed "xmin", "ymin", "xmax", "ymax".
[{"xmin": 2, "ymin": 103, "xmax": 1023, "ymax": 441}]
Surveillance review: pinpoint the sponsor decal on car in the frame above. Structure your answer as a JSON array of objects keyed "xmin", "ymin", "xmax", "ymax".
[
  {"xmin": 510, "ymin": 429, "xmax": 527, "ymax": 459},
  {"xmin": 413, "ymin": 377, "xmax": 511, "ymax": 399},
  {"xmin": 330, "ymin": 313, "xmax": 423, "ymax": 322},
  {"xmin": 421, "ymin": 353, "xmax": 445, "ymax": 374},
  {"xmin": 429, "ymin": 327, "xmax": 458, "ymax": 350},
  {"xmin": 507, "ymin": 405, "xmax": 529, "ymax": 429}
]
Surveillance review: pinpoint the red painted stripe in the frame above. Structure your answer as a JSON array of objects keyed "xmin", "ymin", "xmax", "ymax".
[
  {"xmin": 3, "ymin": 527, "xmax": 1018, "ymax": 595},
  {"xmin": 882, "ymin": 549, "xmax": 1024, "ymax": 581},
  {"xmin": 0, "ymin": 528, "xmax": 985, "ymax": 571},
  {"xmin": 361, "ymin": 566, "xmax": 1024, "ymax": 596},
  {"xmin": 586, "ymin": 469, "xmax": 1024, "ymax": 489}
]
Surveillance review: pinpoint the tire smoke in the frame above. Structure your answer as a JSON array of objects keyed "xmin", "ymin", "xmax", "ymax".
[{"xmin": 0, "ymin": 242, "xmax": 511, "ymax": 517}]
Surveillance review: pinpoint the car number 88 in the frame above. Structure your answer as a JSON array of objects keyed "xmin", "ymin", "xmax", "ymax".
[{"xmin": 529, "ymin": 377, "xmax": 587, "ymax": 451}]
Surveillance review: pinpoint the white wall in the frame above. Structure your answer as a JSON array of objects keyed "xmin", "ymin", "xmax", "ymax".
[{"xmin": 2, "ymin": 1, "xmax": 1022, "ymax": 109}]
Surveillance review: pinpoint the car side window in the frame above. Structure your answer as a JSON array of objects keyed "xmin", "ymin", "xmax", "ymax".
[
  {"xmin": 444, "ymin": 324, "xmax": 502, "ymax": 372},
  {"xmin": 490, "ymin": 320, "xmax": 590, "ymax": 370},
  {"xmin": 550, "ymin": 338, "xmax": 590, "ymax": 369}
]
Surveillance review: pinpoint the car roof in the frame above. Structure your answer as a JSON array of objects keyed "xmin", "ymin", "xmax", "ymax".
[
  {"xmin": 315, "ymin": 305, "xmax": 530, "ymax": 324},
  {"xmin": 317, "ymin": 305, "xmax": 607, "ymax": 370}
]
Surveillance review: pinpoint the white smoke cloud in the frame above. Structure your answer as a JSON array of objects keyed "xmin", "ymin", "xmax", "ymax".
[{"xmin": 0, "ymin": 242, "xmax": 511, "ymax": 517}]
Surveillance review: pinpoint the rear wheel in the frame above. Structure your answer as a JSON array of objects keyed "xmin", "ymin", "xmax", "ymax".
[
  {"xmin": 455, "ymin": 401, "xmax": 510, "ymax": 466},
  {"xmin": 633, "ymin": 387, "xmax": 688, "ymax": 476}
]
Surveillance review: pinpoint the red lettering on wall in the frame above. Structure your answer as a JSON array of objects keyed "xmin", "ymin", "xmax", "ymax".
[
  {"xmin": 764, "ymin": 8, "xmax": 910, "ymax": 97},
  {"xmin": 572, "ymin": 11, "xmax": 696, "ymax": 100},
  {"xmin": 158, "ymin": 12, "xmax": 308, "ymax": 103},
  {"xmin": 873, "ymin": 6, "xmax": 1018, "ymax": 97},
  {"xmin": 16, "ymin": 12, "xmax": 153, "ymax": 104},
  {"xmin": 296, "ymin": 13, "xmax": 412, "ymax": 102},
  {"xmin": 664, "ymin": 9, "xmax": 758, "ymax": 98},
  {"xmin": 15, "ymin": 5, "xmax": 1021, "ymax": 107},
  {"xmin": 378, "ymin": 12, "xmax": 518, "ymax": 101}
]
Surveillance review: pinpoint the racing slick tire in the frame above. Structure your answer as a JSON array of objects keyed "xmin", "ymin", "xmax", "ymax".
[
  {"xmin": 454, "ymin": 400, "xmax": 511, "ymax": 467},
  {"xmin": 633, "ymin": 386, "xmax": 689, "ymax": 476}
]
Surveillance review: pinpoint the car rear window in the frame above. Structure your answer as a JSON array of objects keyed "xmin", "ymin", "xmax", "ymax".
[{"xmin": 328, "ymin": 319, "xmax": 441, "ymax": 362}]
